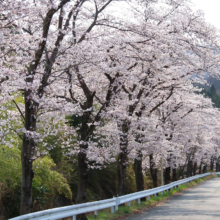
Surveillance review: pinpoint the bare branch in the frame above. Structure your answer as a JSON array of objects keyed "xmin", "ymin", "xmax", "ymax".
[
  {"xmin": 12, "ymin": 100, "xmax": 25, "ymax": 122},
  {"xmin": 75, "ymin": 65, "xmax": 94, "ymax": 100},
  {"xmin": 94, "ymin": 94, "xmax": 104, "ymax": 105},
  {"xmin": 9, "ymin": 128, "xmax": 23, "ymax": 140},
  {"xmin": 150, "ymin": 86, "xmax": 175, "ymax": 114},
  {"xmin": 122, "ymin": 85, "xmax": 131, "ymax": 95},
  {"xmin": 77, "ymin": 0, "xmax": 113, "ymax": 43},
  {"xmin": 104, "ymin": 73, "xmax": 113, "ymax": 83},
  {"xmin": 181, "ymin": 108, "xmax": 193, "ymax": 119}
]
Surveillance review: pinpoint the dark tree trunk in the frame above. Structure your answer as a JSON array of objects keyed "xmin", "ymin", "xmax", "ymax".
[
  {"xmin": 186, "ymin": 160, "xmax": 193, "ymax": 177},
  {"xmin": 172, "ymin": 168, "xmax": 177, "ymax": 181},
  {"xmin": 75, "ymin": 91, "xmax": 95, "ymax": 220},
  {"xmin": 134, "ymin": 151, "xmax": 146, "ymax": 201},
  {"xmin": 217, "ymin": 157, "xmax": 220, "ymax": 171},
  {"xmin": 76, "ymin": 150, "xmax": 88, "ymax": 205},
  {"xmin": 0, "ymin": 198, "xmax": 10, "ymax": 219},
  {"xmin": 193, "ymin": 162, "xmax": 197, "ymax": 176},
  {"xmin": 189, "ymin": 161, "xmax": 192, "ymax": 176},
  {"xmin": 203, "ymin": 164, "xmax": 207, "ymax": 173},
  {"xmin": 117, "ymin": 120, "xmax": 130, "ymax": 196},
  {"xmin": 210, "ymin": 158, "xmax": 214, "ymax": 171},
  {"xmin": 165, "ymin": 167, "xmax": 171, "ymax": 184},
  {"xmin": 216, "ymin": 162, "xmax": 219, "ymax": 172},
  {"xmin": 150, "ymin": 154, "xmax": 158, "ymax": 188},
  {"xmin": 178, "ymin": 166, "xmax": 184, "ymax": 179},
  {"xmin": 76, "ymin": 128, "xmax": 89, "ymax": 204},
  {"xmin": 165, "ymin": 153, "xmax": 172, "ymax": 184},
  {"xmin": 76, "ymin": 149, "xmax": 88, "ymax": 220},
  {"xmin": 117, "ymin": 148, "xmax": 128, "ymax": 196},
  {"xmin": 20, "ymin": 146, "xmax": 34, "ymax": 215},
  {"xmin": 20, "ymin": 91, "xmax": 38, "ymax": 215},
  {"xmin": 199, "ymin": 162, "xmax": 202, "ymax": 174}
]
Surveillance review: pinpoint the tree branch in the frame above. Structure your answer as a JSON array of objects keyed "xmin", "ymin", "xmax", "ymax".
[
  {"xmin": 12, "ymin": 100, "xmax": 25, "ymax": 122},
  {"xmin": 150, "ymin": 86, "xmax": 175, "ymax": 114},
  {"xmin": 0, "ymin": 76, "xmax": 9, "ymax": 84},
  {"xmin": 77, "ymin": 0, "xmax": 113, "ymax": 43},
  {"xmin": 9, "ymin": 128, "xmax": 23, "ymax": 140}
]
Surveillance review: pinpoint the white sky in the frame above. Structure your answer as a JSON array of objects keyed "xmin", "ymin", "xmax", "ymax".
[{"xmin": 191, "ymin": 0, "xmax": 220, "ymax": 29}]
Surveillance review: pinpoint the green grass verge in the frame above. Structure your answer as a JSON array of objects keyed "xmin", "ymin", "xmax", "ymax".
[{"xmin": 87, "ymin": 175, "xmax": 214, "ymax": 220}]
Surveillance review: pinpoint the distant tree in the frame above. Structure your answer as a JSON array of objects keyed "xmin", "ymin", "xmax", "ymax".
[{"xmin": 202, "ymin": 85, "xmax": 220, "ymax": 108}]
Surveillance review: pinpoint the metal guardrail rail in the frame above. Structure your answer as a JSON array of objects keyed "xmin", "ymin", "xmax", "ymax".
[{"xmin": 10, "ymin": 172, "xmax": 220, "ymax": 220}]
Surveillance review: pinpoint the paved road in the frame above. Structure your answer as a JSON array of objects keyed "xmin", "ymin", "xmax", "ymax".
[{"xmin": 125, "ymin": 178, "xmax": 220, "ymax": 220}]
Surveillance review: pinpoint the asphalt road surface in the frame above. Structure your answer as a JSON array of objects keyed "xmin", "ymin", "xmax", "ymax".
[{"xmin": 125, "ymin": 178, "xmax": 220, "ymax": 220}]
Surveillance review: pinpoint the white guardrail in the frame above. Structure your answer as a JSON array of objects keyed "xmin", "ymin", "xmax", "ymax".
[{"xmin": 10, "ymin": 172, "xmax": 220, "ymax": 220}]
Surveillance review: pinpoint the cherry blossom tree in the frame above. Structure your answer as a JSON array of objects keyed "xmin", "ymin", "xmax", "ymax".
[{"xmin": 1, "ymin": 0, "xmax": 123, "ymax": 215}]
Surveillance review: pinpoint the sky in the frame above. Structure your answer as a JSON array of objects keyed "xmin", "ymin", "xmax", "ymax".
[{"xmin": 191, "ymin": 0, "xmax": 220, "ymax": 29}]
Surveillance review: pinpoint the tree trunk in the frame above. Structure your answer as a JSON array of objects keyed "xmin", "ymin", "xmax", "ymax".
[
  {"xmin": 178, "ymin": 166, "xmax": 184, "ymax": 179},
  {"xmin": 216, "ymin": 157, "xmax": 220, "ymax": 171},
  {"xmin": 199, "ymin": 162, "xmax": 202, "ymax": 174},
  {"xmin": 186, "ymin": 160, "xmax": 192, "ymax": 177},
  {"xmin": 193, "ymin": 162, "xmax": 197, "ymax": 176},
  {"xmin": 20, "ymin": 144, "xmax": 34, "ymax": 215},
  {"xmin": 190, "ymin": 163, "xmax": 193, "ymax": 176},
  {"xmin": 172, "ymin": 168, "xmax": 177, "ymax": 181},
  {"xmin": 76, "ymin": 150, "xmax": 88, "ymax": 220},
  {"xmin": 76, "ymin": 152, "xmax": 88, "ymax": 205},
  {"xmin": 134, "ymin": 151, "xmax": 146, "ymax": 201},
  {"xmin": 76, "ymin": 99, "xmax": 94, "ymax": 220},
  {"xmin": 165, "ymin": 167, "xmax": 171, "ymax": 184},
  {"xmin": 210, "ymin": 158, "xmax": 214, "ymax": 171},
  {"xmin": 0, "ymin": 199, "xmax": 9, "ymax": 220},
  {"xmin": 117, "ymin": 120, "xmax": 130, "ymax": 196},
  {"xmin": 165, "ymin": 153, "xmax": 172, "ymax": 184},
  {"xmin": 20, "ymin": 91, "xmax": 38, "ymax": 215},
  {"xmin": 203, "ymin": 164, "xmax": 207, "ymax": 173},
  {"xmin": 117, "ymin": 147, "xmax": 128, "ymax": 196},
  {"xmin": 149, "ymin": 154, "xmax": 158, "ymax": 188},
  {"xmin": 216, "ymin": 162, "xmax": 219, "ymax": 172}
]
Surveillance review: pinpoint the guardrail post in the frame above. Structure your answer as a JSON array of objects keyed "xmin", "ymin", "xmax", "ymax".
[
  {"xmin": 161, "ymin": 191, "xmax": 163, "ymax": 196},
  {"xmin": 138, "ymin": 198, "xmax": 140, "ymax": 204},
  {"xmin": 73, "ymin": 215, "xmax": 76, "ymax": 220},
  {"xmin": 154, "ymin": 194, "xmax": 156, "ymax": 197},
  {"xmin": 115, "ymin": 196, "xmax": 119, "ymax": 211},
  {"xmin": 127, "ymin": 201, "xmax": 130, "ymax": 206},
  {"xmin": 94, "ymin": 210, "xmax": 98, "ymax": 217},
  {"xmin": 147, "ymin": 196, "xmax": 150, "ymax": 200},
  {"xmin": 111, "ymin": 206, "xmax": 114, "ymax": 214}
]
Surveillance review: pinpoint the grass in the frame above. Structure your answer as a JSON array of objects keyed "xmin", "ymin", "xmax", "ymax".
[{"xmin": 87, "ymin": 175, "xmax": 214, "ymax": 220}]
